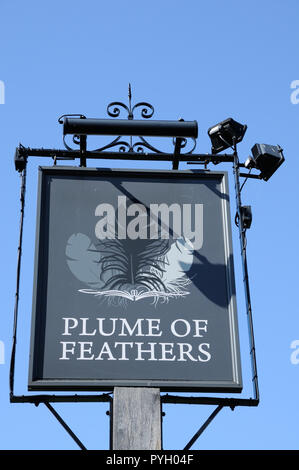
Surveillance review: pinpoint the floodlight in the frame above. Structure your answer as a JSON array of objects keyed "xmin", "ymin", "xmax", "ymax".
[
  {"xmin": 249, "ymin": 144, "xmax": 285, "ymax": 181},
  {"xmin": 240, "ymin": 206, "xmax": 252, "ymax": 229},
  {"xmin": 208, "ymin": 118, "xmax": 247, "ymax": 154}
]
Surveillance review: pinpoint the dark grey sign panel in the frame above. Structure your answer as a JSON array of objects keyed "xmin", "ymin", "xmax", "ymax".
[{"xmin": 29, "ymin": 167, "xmax": 242, "ymax": 392}]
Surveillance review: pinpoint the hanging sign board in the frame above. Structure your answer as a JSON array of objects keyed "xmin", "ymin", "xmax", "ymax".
[{"xmin": 29, "ymin": 167, "xmax": 242, "ymax": 392}]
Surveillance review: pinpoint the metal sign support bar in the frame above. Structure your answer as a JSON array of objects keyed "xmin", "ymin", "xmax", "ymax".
[
  {"xmin": 161, "ymin": 395, "xmax": 258, "ymax": 407},
  {"xmin": 44, "ymin": 402, "xmax": 87, "ymax": 450},
  {"xmin": 232, "ymin": 139, "xmax": 259, "ymax": 403},
  {"xmin": 14, "ymin": 145, "xmax": 237, "ymax": 168},
  {"xmin": 9, "ymin": 165, "xmax": 27, "ymax": 398},
  {"xmin": 14, "ymin": 144, "xmax": 262, "ymax": 180},
  {"xmin": 183, "ymin": 405, "xmax": 223, "ymax": 451},
  {"xmin": 10, "ymin": 394, "xmax": 112, "ymax": 404}
]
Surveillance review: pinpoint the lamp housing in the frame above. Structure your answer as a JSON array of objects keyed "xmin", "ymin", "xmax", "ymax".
[
  {"xmin": 14, "ymin": 147, "xmax": 27, "ymax": 172},
  {"xmin": 240, "ymin": 205, "xmax": 252, "ymax": 229},
  {"xmin": 208, "ymin": 118, "xmax": 247, "ymax": 154},
  {"xmin": 251, "ymin": 143, "xmax": 285, "ymax": 181}
]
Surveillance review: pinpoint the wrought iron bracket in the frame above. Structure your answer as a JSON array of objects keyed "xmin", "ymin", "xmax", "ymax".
[
  {"xmin": 14, "ymin": 144, "xmax": 238, "ymax": 169},
  {"xmin": 183, "ymin": 405, "xmax": 224, "ymax": 450},
  {"xmin": 44, "ymin": 402, "xmax": 87, "ymax": 450},
  {"xmin": 10, "ymin": 89, "xmax": 261, "ymax": 450},
  {"xmin": 57, "ymin": 85, "xmax": 197, "ymax": 168}
]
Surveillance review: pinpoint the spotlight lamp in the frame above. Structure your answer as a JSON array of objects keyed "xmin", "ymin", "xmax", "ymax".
[
  {"xmin": 245, "ymin": 143, "xmax": 285, "ymax": 181},
  {"xmin": 240, "ymin": 205, "xmax": 252, "ymax": 229},
  {"xmin": 208, "ymin": 118, "xmax": 247, "ymax": 154}
]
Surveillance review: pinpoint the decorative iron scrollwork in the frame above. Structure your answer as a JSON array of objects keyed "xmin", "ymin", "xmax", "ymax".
[
  {"xmin": 107, "ymin": 101, "xmax": 131, "ymax": 119},
  {"xmin": 58, "ymin": 85, "xmax": 196, "ymax": 155},
  {"xmin": 132, "ymin": 102, "xmax": 155, "ymax": 120}
]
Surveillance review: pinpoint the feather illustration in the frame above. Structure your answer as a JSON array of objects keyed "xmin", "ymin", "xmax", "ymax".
[
  {"xmin": 66, "ymin": 232, "xmax": 194, "ymax": 305},
  {"xmin": 159, "ymin": 237, "xmax": 194, "ymax": 293},
  {"xmin": 79, "ymin": 287, "xmax": 190, "ymax": 306},
  {"xmin": 95, "ymin": 237, "xmax": 170, "ymax": 291},
  {"xmin": 65, "ymin": 233, "xmax": 104, "ymax": 288}
]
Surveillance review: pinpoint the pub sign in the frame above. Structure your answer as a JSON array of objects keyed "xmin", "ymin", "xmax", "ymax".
[{"xmin": 29, "ymin": 167, "xmax": 242, "ymax": 392}]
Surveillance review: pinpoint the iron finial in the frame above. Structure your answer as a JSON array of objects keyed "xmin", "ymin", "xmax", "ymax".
[{"xmin": 128, "ymin": 83, "xmax": 133, "ymax": 120}]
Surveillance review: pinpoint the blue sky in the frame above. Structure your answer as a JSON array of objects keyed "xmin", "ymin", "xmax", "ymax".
[{"xmin": 0, "ymin": 0, "xmax": 298, "ymax": 450}]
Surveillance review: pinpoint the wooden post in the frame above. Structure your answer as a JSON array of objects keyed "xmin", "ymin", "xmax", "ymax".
[{"xmin": 112, "ymin": 387, "xmax": 161, "ymax": 450}]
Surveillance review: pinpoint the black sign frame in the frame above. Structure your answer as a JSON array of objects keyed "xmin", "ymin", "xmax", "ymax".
[{"xmin": 28, "ymin": 166, "xmax": 242, "ymax": 393}]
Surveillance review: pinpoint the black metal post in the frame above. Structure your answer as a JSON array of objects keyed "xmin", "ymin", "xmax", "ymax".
[
  {"xmin": 79, "ymin": 135, "xmax": 87, "ymax": 167},
  {"xmin": 172, "ymin": 137, "xmax": 183, "ymax": 170},
  {"xmin": 232, "ymin": 139, "xmax": 259, "ymax": 403},
  {"xmin": 10, "ymin": 163, "xmax": 27, "ymax": 399}
]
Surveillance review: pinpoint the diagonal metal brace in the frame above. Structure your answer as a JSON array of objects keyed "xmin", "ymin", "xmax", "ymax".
[
  {"xmin": 183, "ymin": 404, "xmax": 223, "ymax": 450},
  {"xmin": 44, "ymin": 402, "xmax": 87, "ymax": 450}
]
